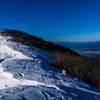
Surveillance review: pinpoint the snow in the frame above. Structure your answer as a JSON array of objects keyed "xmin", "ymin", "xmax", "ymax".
[
  {"xmin": 0, "ymin": 45, "xmax": 32, "ymax": 60},
  {"xmin": 0, "ymin": 63, "xmax": 62, "ymax": 92},
  {"xmin": 0, "ymin": 35, "xmax": 100, "ymax": 100}
]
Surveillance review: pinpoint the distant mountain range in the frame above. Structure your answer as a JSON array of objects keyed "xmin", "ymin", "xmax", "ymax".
[{"xmin": 57, "ymin": 41, "xmax": 100, "ymax": 58}]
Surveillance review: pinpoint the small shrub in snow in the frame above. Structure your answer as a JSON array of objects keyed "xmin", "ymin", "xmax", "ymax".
[{"xmin": 3, "ymin": 52, "xmax": 12, "ymax": 58}]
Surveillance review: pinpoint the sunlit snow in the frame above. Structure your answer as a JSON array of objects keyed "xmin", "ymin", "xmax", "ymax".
[{"xmin": 0, "ymin": 45, "xmax": 32, "ymax": 60}]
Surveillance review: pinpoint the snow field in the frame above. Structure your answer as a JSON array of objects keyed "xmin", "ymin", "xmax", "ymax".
[{"xmin": 0, "ymin": 35, "xmax": 100, "ymax": 100}]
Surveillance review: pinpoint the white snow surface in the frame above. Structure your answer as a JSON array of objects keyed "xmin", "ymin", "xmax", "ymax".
[
  {"xmin": 0, "ymin": 45, "xmax": 32, "ymax": 60},
  {"xmin": 0, "ymin": 35, "xmax": 100, "ymax": 100}
]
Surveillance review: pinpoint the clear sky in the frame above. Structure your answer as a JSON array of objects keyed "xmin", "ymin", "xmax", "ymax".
[{"xmin": 0, "ymin": 0, "xmax": 100, "ymax": 42}]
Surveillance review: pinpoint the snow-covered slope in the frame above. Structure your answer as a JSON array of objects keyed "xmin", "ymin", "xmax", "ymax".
[
  {"xmin": 0, "ymin": 35, "xmax": 100, "ymax": 100},
  {"xmin": 0, "ymin": 45, "xmax": 32, "ymax": 60}
]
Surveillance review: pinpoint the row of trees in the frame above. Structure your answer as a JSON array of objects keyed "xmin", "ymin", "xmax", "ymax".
[{"xmin": 3, "ymin": 29, "xmax": 79, "ymax": 56}]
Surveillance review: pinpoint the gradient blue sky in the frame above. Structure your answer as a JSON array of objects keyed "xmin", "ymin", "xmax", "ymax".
[{"xmin": 0, "ymin": 0, "xmax": 100, "ymax": 42}]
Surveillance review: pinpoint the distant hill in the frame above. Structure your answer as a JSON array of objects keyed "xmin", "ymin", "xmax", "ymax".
[
  {"xmin": 56, "ymin": 41, "xmax": 84, "ymax": 48},
  {"xmin": 1, "ymin": 29, "xmax": 100, "ymax": 89},
  {"xmin": 67, "ymin": 41, "xmax": 100, "ymax": 51}
]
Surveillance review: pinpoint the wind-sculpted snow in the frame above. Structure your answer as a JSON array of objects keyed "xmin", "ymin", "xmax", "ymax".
[
  {"xmin": 0, "ymin": 36, "xmax": 100, "ymax": 100},
  {"xmin": 0, "ymin": 45, "xmax": 33, "ymax": 60}
]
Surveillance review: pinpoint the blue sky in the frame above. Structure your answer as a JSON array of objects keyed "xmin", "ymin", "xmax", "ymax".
[{"xmin": 0, "ymin": 0, "xmax": 100, "ymax": 42}]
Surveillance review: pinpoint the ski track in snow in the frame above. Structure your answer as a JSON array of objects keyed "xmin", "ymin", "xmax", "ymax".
[{"xmin": 0, "ymin": 35, "xmax": 100, "ymax": 100}]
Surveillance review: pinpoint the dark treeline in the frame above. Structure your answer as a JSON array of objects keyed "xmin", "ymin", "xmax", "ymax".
[{"xmin": 4, "ymin": 29, "xmax": 79, "ymax": 56}]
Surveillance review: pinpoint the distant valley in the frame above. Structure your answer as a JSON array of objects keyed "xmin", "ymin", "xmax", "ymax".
[{"xmin": 57, "ymin": 41, "xmax": 100, "ymax": 61}]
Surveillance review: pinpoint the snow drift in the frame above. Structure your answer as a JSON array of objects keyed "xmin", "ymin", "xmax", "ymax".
[{"xmin": 0, "ymin": 45, "xmax": 32, "ymax": 60}]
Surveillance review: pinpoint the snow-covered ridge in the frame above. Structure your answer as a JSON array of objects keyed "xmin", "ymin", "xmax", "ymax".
[
  {"xmin": 0, "ymin": 35, "xmax": 100, "ymax": 100},
  {"xmin": 0, "ymin": 35, "xmax": 32, "ymax": 60}
]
